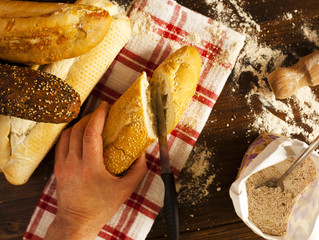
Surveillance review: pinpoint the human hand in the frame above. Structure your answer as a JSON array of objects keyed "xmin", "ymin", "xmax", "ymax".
[{"xmin": 45, "ymin": 102, "xmax": 148, "ymax": 240}]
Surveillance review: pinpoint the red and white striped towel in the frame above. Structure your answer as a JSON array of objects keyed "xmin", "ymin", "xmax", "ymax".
[{"xmin": 24, "ymin": 0, "xmax": 245, "ymax": 239}]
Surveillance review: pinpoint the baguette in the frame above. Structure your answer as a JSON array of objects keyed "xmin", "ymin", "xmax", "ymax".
[
  {"xmin": 0, "ymin": 1, "xmax": 112, "ymax": 65},
  {"xmin": 1, "ymin": 0, "xmax": 132, "ymax": 185},
  {"xmin": 102, "ymin": 46, "xmax": 202, "ymax": 175},
  {"xmin": 0, "ymin": 64, "xmax": 81, "ymax": 123},
  {"xmin": 102, "ymin": 72, "xmax": 156, "ymax": 175},
  {"xmin": 150, "ymin": 45, "xmax": 202, "ymax": 133}
]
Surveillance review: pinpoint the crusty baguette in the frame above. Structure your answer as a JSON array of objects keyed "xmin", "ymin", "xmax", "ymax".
[
  {"xmin": 1, "ymin": 0, "xmax": 132, "ymax": 185},
  {"xmin": 0, "ymin": 1, "xmax": 112, "ymax": 65},
  {"xmin": 102, "ymin": 46, "xmax": 202, "ymax": 175},
  {"xmin": 0, "ymin": 64, "xmax": 81, "ymax": 123},
  {"xmin": 150, "ymin": 46, "xmax": 202, "ymax": 133},
  {"xmin": 102, "ymin": 72, "xmax": 156, "ymax": 175}
]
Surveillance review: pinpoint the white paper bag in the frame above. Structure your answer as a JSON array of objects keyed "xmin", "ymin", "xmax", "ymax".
[{"xmin": 229, "ymin": 133, "xmax": 319, "ymax": 240}]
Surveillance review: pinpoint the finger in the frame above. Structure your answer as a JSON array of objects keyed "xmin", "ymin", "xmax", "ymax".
[
  {"xmin": 55, "ymin": 127, "xmax": 72, "ymax": 162},
  {"xmin": 82, "ymin": 102, "xmax": 109, "ymax": 167},
  {"xmin": 54, "ymin": 127, "xmax": 71, "ymax": 177},
  {"xmin": 68, "ymin": 113, "xmax": 92, "ymax": 158},
  {"xmin": 86, "ymin": 101, "xmax": 109, "ymax": 136},
  {"xmin": 120, "ymin": 153, "xmax": 148, "ymax": 190}
]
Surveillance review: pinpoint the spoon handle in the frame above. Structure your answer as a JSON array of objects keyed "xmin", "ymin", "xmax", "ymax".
[{"xmin": 279, "ymin": 135, "xmax": 319, "ymax": 183}]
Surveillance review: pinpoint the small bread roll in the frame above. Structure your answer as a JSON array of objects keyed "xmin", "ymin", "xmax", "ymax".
[
  {"xmin": 150, "ymin": 46, "xmax": 202, "ymax": 133},
  {"xmin": 102, "ymin": 72, "xmax": 156, "ymax": 175},
  {"xmin": 102, "ymin": 46, "xmax": 202, "ymax": 175},
  {"xmin": 0, "ymin": 115, "xmax": 11, "ymax": 171}
]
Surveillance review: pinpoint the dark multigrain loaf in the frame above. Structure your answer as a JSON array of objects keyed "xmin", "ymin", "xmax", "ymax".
[{"xmin": 0, "ymin": 64, "xmax": 81, "ymax": 123}]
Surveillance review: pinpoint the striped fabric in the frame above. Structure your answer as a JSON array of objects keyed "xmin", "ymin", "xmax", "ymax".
[{"xmin": 23, "ymin": 0, "xmax": 245, "ymax": 239}]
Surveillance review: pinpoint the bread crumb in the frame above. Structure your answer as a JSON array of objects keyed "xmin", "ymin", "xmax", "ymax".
[
  {"xmin": 246, "ymin": 157, "xmax": 317, "ymax": 236},
  {"xmin": 301, "ymin": 24, "xmax": 319, "ymax": 47},
  {"xmin": 282, "ymin": 12, "xmax": 293, "ymax": 21}
]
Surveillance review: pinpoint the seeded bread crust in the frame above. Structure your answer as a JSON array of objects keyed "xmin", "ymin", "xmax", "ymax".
[
  {"xmin": 102, "ymin": 46, "xmax": 202, "ymax": 175},
  {"xmin": 0, "ymin": 64, "xmax": 81, "ymax": 123},
  {"xmin": 102, "ymin": 72, "xmax": 156, "ymax": 175}
]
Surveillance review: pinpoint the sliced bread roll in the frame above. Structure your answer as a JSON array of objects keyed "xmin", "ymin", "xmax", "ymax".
[
  {"xmin": 150, "ymin": 45, "xmax": 202, "ymax": 133},
  {"xmin": 102, "ymin": 46, "xmax": 202, "ymax": 175},
  {"xmin": 102, "ymin": 72, "xmax": 156, "ymax": 175}
]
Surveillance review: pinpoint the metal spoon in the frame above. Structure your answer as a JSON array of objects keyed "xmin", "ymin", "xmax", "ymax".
[{"xmin": 256, "ymin": 135, "xmax": 319, "ymax": 191}]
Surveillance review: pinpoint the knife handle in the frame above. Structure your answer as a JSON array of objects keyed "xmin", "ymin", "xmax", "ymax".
[{"xmin": 161, "ymin": 173, "xmax": 179, "ymax": 240}]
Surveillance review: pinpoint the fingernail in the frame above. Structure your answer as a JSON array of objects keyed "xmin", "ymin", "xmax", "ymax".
[{"xmin": 101, "ymin": 101, "xmax": 109, "ymax": 107}]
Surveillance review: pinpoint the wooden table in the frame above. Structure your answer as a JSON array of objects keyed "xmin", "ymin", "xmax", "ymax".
[{"xmin": 1, "ymin": 0, "xmax": 318, "ymax": 239}]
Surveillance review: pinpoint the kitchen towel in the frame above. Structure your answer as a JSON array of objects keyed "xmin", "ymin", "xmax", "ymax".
[{"xmin": 24, "ymin": 0, "xmax": 245, "ymax": 239}]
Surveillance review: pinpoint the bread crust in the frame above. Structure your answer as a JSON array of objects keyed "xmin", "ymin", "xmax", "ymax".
[
  {"xmin": 102, "ymin": 46, "xmax": 202, "ymax": 175},
  {"xmin": 102, "ymin": 72, "xmax": 156, "ymax": 175},
  {"xmin": 0, "ymin": 64, "xmax": 81, "ymax": 123},
  {"xmin": 1, "ymin": 0, "xmax": 132, "ymax": 185},
  {"xmin": 151, "ymin": 46, "xmax": 202, "ymax": 133},
  {"xmin": 0, "ymin": 1, "xmax": 112, "ymax": 64}
]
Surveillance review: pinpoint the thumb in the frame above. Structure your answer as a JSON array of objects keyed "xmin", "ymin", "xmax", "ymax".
[{"xmin": 121, "ymin": 153, "xmax": 148, "ymax": 190}]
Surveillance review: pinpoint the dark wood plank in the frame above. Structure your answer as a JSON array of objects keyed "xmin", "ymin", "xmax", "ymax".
[
  {"xmin": 148, "ymin": 221, "xmax": 262, "ymax": 240},
  {"xmin": 0, "ymin": 150, "xmax": 55, "ymax": 240}
]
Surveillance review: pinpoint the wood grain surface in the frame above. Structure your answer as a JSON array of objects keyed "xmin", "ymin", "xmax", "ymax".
[{"xmin": 1, "ymin": 0, "xmax": 319, "ymax": 239}]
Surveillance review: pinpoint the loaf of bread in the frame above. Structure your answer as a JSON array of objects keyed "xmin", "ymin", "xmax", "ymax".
[
  {"xmin": 150, "ymin": 45, "xmax": 202, "ymax": 133},
  {"xmin": 102, "ymin": 46, "xmax": 202, "ymax": 175},
  {"xmin": 246, "ymin": 156, "xmax": 317, "ymax": 236},
  {"xmin": 0, "ymin": 64, "xmax": 81, "ymax": 123},
  {"xmin": 0, "ymin": 0, "xmax": 132, "ymax": 185},
  {"xmin": 0, "ymin": 1, "xmax": 112, "ymax": 65},
  {"xmin": 102, "ymin": 72, "xmax": 156, "ymax": 175}
]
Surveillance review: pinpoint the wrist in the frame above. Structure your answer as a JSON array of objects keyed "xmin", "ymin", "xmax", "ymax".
[{"xmin": 45, "ymin": 214, "xmax": 103, "ymax": 240}]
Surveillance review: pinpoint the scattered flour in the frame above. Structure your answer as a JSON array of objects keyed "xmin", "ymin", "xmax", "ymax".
[
  {"xmin": 176, "ymin": 144, "xmax": 218, "ymax": 206},
  {"xmin": 204, "ymin": 0, "xmax": 319, "ymax": 143},
  {"xmin": 126, "ymin": 0, "xmax": 319, "ymax": 205},
  {"xmin": 129, "ymin": 10, "xmax": 158, "ymax": 40},
  {"xmin": 175, "ymin": 0, "xmax": 318, "ymax": 205},
  {"xmin": 182, "ymin": 32, "xmax": 202, "ymax": 46},
  {"xmin": 301, "ymin": 25, "xmax": 319, "ymax": 47},
  {"xmin": 204, "ymin": 0, "xmax": 260, "ymax": 33},
  {"xmin": 282, "ymin": 12, "xmax": 293, "ymax": 21}
]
